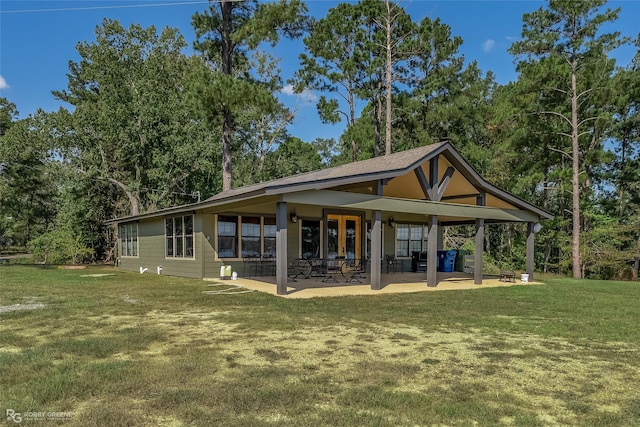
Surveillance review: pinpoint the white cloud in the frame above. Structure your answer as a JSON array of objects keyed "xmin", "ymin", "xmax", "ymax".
[
  {"xmin": 483, "ymin": 39, "xmax": 496, "ymax": 53},
  {"xmin": 0, "ymin": 75, "xmax": 8, "ymax": 90},
  {"xmin": 281, "ymin": 84, "xmax": 296, "ymax": 96},
  {"xmin": 281, "ymin": 84, "xmax": 317, "ymax": 104}
]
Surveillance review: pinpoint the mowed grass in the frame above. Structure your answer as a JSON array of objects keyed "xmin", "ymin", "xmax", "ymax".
[{"xmin": 1, "ymin": 265, "xmax": 639, "ymax": 426}]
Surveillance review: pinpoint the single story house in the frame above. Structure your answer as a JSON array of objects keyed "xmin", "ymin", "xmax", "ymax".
[{"xmin": 108, "ymin": 142, "xmax": 553, "ymax": 295}]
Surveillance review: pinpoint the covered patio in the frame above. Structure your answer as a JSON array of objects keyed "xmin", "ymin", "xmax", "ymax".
[
  {"xmin": 260, "ymin": 142, "xmax": 553, "ymax": 295},
  {"xmin": 214, "ymin": 271, "xmax": 539, "ymax": 299}
]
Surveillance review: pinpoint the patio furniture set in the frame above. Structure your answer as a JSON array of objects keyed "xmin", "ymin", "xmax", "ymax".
[{"xmin": 243, "ymin": 257, "xmax": 369, "ymax": 284}]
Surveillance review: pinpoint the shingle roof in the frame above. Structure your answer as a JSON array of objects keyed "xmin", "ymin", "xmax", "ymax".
[
  {"xmin": 206, "ymin": 142, "xmax": 446, "ymax": 202},
  {"xmin": 107, "ymin": 141, "xmax": 553, "ymax": 224}
]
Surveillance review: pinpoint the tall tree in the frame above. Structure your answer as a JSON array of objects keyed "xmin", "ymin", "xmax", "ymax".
[
  {"xmin": 0, "ymin": 98, "xmax": 18, "ymax": 137},
  {"xmin": 377, "ymin": 0, "xmax": 412, "ymax": 155},
  {"xmin": 264, "ymin": 136, "xmax": 323, "ymax": 179},
  {"xmin": 607, "ymin": 44, "xmax": 640, "ymax": 279},
  {"xmin": 192, "ymin": 0, "xmax": 308, "ymax": 190},
  {"xmin": 0, "ymin": 110, "xmax": 58, "ymax": 248},
  {"xmin": 296, "ymin": 0, "xmax": 412, "ymax": 160},
  {"xmin": 295, "ymin": 2, "xmax": 368, "ymax": 162},
  {"xmin": 54, "ymin": 20, "xmax": 214, "ymax": 216},
  {"xmin": 509, "ymin": 0, "xmax": 626, "ymax": 278}
]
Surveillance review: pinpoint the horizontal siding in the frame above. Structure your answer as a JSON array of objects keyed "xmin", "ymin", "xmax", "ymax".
[
  {"xmin": 118, "ymin": 205, "xmax": 404, "ymax": 279},
  {"xmin": 202, "ymin": 214, "xmax": 218, "ymax": 278},
  {"xmin": 118, "ymin": 216, "xmax": 204, "ymax": 279}
]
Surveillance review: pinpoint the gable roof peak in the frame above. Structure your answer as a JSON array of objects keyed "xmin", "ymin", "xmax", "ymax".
[{"xmin": 205, "ymin": 141, "xmax": 449, "ymax": 202}]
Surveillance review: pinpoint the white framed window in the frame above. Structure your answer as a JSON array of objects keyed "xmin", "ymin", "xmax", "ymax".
[
  {"xmin": 241, "ymin": 216, "xmax": 261, "ymax": 257},
  {"xmin": 166, "ymin": 215, "xmax": 194, "ymax": 258},
  {"xmin": 396, "ymin": 224, "xmax": 427, "ymax": 257},
  {"xmin": 119, "ymin": 222, "xmax": 138, "ymax": 257},
  {"xmin": 263, "ymin": 217, "xmax": 276, "ymax": 257},
  {"xmin": 396, "ymin": 224, "xmax": 409, "ymax": 257}
]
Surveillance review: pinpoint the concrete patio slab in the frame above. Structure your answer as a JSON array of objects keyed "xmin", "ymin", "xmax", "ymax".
[{"xmin": 209, "ymin": 272, "xmax": 540, "ymax": 299}]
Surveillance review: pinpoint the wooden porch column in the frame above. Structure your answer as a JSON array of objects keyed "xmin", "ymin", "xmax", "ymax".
[
  {"xmin": 526, "ymin": 222, "xmax": 535, "ymax": 281},
  {"xmin": 475, "ymin": 218, "xmax": 484, "ymax": 285},
  {"xmin": 475, "ymin": 193, "xmax": 485, "ymax": 285},
  {"xmin": 276, "ymin": 201, "xmax": 288, "ymax": 295},
  {"xmin": 437, "ymin": 225, "xmax": 444, "ymax": 251},
  {"xmin": 371, "ymin": 210, "xmax": 382, "ymax": 290},
  {"xmin": 427, "ymin": 215, "xmax": 438, "ymax": 287}
]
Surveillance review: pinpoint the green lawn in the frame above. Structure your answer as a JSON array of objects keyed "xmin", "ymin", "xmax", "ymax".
[{"xmin": 1, "ymin": 265, "xmax": 639, "ymax": 426}]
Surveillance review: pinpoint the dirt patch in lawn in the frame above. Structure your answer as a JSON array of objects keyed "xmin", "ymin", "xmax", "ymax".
[{"xmin": 0, "ymin": 303, "xmax": 46, "ymax": 314}]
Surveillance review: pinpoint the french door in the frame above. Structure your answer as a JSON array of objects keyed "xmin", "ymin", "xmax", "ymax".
[{"xmin": 326, "ymin": 214, "xmax": 361, "ymax": 259}]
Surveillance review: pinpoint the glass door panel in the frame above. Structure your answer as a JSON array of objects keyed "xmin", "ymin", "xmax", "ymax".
[
  {"xmin": 345, "ymin": 219, "xmax": 357, "ymax": 259},
  {"xmin": 327, "ymin": 214, "xmax": 361, "ymax": 260},
  {"xmin": 327, "ymin": 218, "xmax": 339, "ymax": 259},
  {"xmin": 301, "ymin": 220, "xmax": 321, "ymax": 258}
]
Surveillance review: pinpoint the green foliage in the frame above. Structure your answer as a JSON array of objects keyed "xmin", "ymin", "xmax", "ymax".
[
  {"xmin": 0, "ymin": 111, "xmax": 58, "ymax": 249},
  {"xmin": 296, "ymin": 0, "xmax": 413, "ymax": 159},
  {"xmin": 0, "ymin": 97, "xmax": 18, "ymax": 136},
  {"xmin": 507, "ymin": 0, "xmax": 629, "ymax": 278},
  {"xmin": 54, "ymin": 19, "xmax": 216, "ymax": 216},
  {"xmin": 264, "ymin": 137, "xmax": 322, "ymax": 178},
  {"xmin": 29, "ymin": 227, "xmax": 94, "ymax": 264},
  {"xmin": 191, "ymin": 0, "xmax": 309, "ymax": 189},
  {"xmin": 581, "ymin": 212, "xmax": 637, "ymax": 279}
]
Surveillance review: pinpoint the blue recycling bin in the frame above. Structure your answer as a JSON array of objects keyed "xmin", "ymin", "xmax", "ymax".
[{"xmin": 442, "ymin": 250, "xmax": 457, "ymax": 272}]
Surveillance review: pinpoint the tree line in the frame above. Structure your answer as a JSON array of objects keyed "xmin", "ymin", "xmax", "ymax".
[{"xmin": 1, "ymin": 0, "xmax": 638, "ymax": 279}]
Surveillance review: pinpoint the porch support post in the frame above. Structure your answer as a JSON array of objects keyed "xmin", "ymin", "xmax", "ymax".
[
  {"xmin": 427, "ymin": 215, "xmax": 439, "ymax": 287},
  {"xmin": 475, "ymin": 192, "xmax": 485, "ymax": 285},
  {"xmin": 276, "ymin": 201, "xmax": 288, "ymax": 295},
  {"xmin": 475, "ymin": 218, "xmax": 484, "ymax": 285},
  {"xmin": 437, "ymin": 225, "xmax": 444, "ymax": 251},
  {"xmin": 371, "ymin": 210, "xmax": 382, "ymax": 290},
  {"xmin": 526, "ymin": 222, "xmax": 535, "ymax": 281}
]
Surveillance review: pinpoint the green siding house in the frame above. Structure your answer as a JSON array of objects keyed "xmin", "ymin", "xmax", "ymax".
[{"xmin": 109, "ymin": 142, "xmax": 553, "ymax": 295}]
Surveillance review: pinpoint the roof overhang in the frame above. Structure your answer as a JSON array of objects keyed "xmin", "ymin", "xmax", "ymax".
[{"xmin": 282, "ymin": 190, "xmax": 542, "ymax": 223}]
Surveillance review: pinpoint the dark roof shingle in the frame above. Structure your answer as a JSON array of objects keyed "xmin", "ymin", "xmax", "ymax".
[{"xmin": 206, "ymin": 142, "xmax": 445, "ymax": 202}]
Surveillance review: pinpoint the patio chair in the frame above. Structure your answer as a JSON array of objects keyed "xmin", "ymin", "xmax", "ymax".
[
  {"xmin": 322, "ymin": 259, "xmax": 344, "ymax": 283},
  {"xmin": 288, "ymin": 259, "xmax": 312, "ymax": 282},
  {"xmin": 345, "ymin": 258, "xmax": 368, "ymax": 283},
  {"xmin": 385, "ymin": 255, "xmax": 398, "ymax": 274}
]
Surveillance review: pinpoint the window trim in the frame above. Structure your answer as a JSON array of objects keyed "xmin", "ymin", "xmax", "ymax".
[
  {"xmin": 262, "ymin": 217, "xmax": 277, "ymax": 258},
  {"xmin": 165, "ymin": 214, "xmax": 195, "ymax": 260},
  {"xmin": 395, "ymin": 223, "xmax": 428, "ymax": 258},
  {"xmin": 216, "ymin": 214, "xmax": 238, "ymax": 259},
  {"xmin": 119, "ymin": 222, "xmax": 138, "ymax": 258}
]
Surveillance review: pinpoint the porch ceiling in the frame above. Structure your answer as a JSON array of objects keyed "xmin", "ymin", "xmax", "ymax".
[{"xmin": 282, "ymin": 190, "xmax": 540, "ymax": 223}]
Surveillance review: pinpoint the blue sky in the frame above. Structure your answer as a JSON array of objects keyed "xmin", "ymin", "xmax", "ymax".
[{"xmin": 1, "ymin": 0, "xmax": 638, "ymax": 143}]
